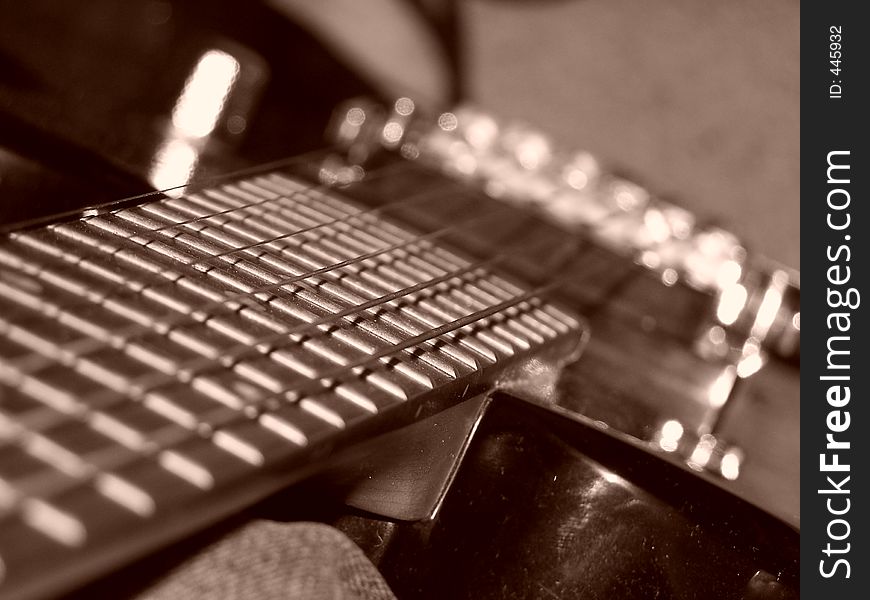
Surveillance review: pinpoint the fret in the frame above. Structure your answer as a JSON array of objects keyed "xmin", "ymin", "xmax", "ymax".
[
  {"xmin": 211, "ymin": 420, "xmax": 301, "ymax": 467},
  {"xmin": 74, "ymin": 348, "xmax": 166, "ymax": 395},
  {"xmin": 259, "ymin": 403, "xmax": 339, "ymax": 447},
  {"xmin": 0, "ymin": 167, "xmax": 583, "ymax": 598},
  {"xmin": 190, "ymin": 370, "xmax": 272, "ymax": 410},
  {"xmin": 0, "ymin": 444, "xmax": 82, "ymax": 500},
  {"xmin": 144, "ymin": 203, "xmax": 475, "ymax": 386},
  {"xmin": 96, "ymin": 459, "xmax": 203, "ymax": 515},
  {"xmin": 300, "ymin": 394, "xmax": 370, "ymax": 430},
  {"xmin": 168, "ymin": 324, "xmax": 243, "ymax": 362},
  {"xmin": 21, "ymin": 485, "xmax": 143, "ymax": 547},
  {"xmin": 0, "ymin": 386, "xmax": 63, "ymax": 435},
  {"xmin": 25, "ymin": 420, "xmax": 133, "ymax": 473},
  {"xmin": 18, "ymin": 365, "xmax": 118, "ymax": 415},
  {"xmin": 142, "ymin": 385, "xmax": 239, "ymax": 432},
  {"xmin": 159, "ymin": 438, "xmax": 255, "ymax": 490},
  {"xmin": 89, "ymin": 403, "xmax": 189, "ymax": 453},
  {"xmin": 58, "ymin": 301, "xmax": 143, "ymax": 345},
  {"xmin": 124, "ymin": 336, "xmax": 209, "ymax": 378}
]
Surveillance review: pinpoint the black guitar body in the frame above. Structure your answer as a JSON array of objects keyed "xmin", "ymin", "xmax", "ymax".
[{"xmin": 0, "ymin": 2, "xmax": 798, "ymax": 598}]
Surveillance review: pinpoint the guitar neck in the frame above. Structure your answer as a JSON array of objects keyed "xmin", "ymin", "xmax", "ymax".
[{"xmin": 0, "ymin": 163, "xmax": 583, "ymax": 599}]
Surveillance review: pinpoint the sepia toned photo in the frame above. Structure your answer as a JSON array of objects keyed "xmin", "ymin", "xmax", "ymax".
[{"xmin": 0, "ymin": 1, "xmax": 800, "ymax": 598}]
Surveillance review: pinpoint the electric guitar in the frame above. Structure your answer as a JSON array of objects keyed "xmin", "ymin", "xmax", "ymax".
[{"xmin": 0, "ymin": 2, "xmax": 799, "ymax": 598}]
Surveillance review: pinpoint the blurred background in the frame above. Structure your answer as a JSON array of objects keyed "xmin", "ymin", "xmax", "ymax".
[
  {"xmin": 2, "ymin": 0, "xmax": 800, "ymax": 275},
  {"xmin": 459, "ymin": 0, "xmax": 800, "ymax": 522},
  {"xmin": 0, "ymin": 0, "xmax": 800, "ymax": 519},
  {"xmin": 462, "ymin": 0, "xmax": 799, "ymax": 271}
]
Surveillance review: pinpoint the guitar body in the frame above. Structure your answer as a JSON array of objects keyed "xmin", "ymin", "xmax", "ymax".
[{"xmin": 0, "ymin": 2, "xmax": 798, "ymax": 598}]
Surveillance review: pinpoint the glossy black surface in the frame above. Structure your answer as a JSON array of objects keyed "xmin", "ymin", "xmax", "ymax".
[{"xmin": 368, "ymin": 394, "xmax": 798, "ymax": 599}]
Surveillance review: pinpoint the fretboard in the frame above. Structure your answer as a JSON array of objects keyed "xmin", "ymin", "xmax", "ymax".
[{"xmin": 0, "ymin": 169, "xmax": 583, "ymax": 599}]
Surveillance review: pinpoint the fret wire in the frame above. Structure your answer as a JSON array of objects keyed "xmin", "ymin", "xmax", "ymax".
[
  {"xmin": 0, "ymin": 241, "xmax": 591, "ymax": 533},
  {"xmin": 235, "ymin": 245, "xmax": 593, "ymax": 406},
  {"xmin": 105, "ymin": 158, "xmax": 411, "ymax": 237},
  {"xmin": 20, "ymin": 167, "xmax": 471, "ymax": 325},
  {"xmin": 188, "ymin": 232, "xmax": 586, "ymax": 365},
  {"xmin": 0, "ymin": 271, "xmax": 569, "ymax": 459},
  {"xmin": 2, "ymin": 234, "xmax": 593, "ymax": 435},
  {"xmin": 1, "ymin": 164, "xmax": 467, "ymax": 303},
  {"xmin": 2, "ymin": 211, "xmax": 575, "ymax": 405},
  {"xmin": 142, "ymin": 275, "xmax": 569, "ymax": 409},
  {"xmin": 30, "ymin": 201, "xmax": 529, "ymax": 369},
  {"xmin": 1, "ymin": 163, "xmax": 593, "ymax": 419},
  {"xmin": 3, "ymin": 201, "xmax": 517, "ymax": 363},
  {"xmin": 1, "ymin": 268, "xmax": 554, "ymax": 418},
  {"xmin": 2, "ymin": 147, "xmax": 338, "ymax": 233},
  {"xmin": 112, "ymin": 233, "xmax": 586, "ymax": 400},
  {"xmin": 138, "ymin": 249, "xmax": 518, "ymax": 374},
  {"xmin": 0, "ymin": 226, "xmax": 590, "ymax": 393},
  {"xmin": 175, "ymin": 183, "xmax": 479, "ymax": 272}
]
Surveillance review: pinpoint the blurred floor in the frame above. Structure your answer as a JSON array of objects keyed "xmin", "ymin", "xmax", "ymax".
[{"xmin": 464, "ymin": 0, "xmax": 799, "ymax": 270}]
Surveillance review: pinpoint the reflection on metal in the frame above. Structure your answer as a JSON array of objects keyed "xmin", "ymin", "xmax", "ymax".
[
  {"xmin": 171, "ymin": 50, "xmax": 240, "ymax": 138},
  {"xmin": 736, "ymin": 342, "xmax": 765, "ymax": 379},
  {"xmin": 436, "ymin": 111, "xmax": 457, "ymax": 132},
  {"xmin": 148, "ymin": 49, "xmax": 240, "ymax": 194},
  {"xmin": 325, "ymin": 97, "xmax": 799, "ymax": 495},
  {"xmin": 383, "ymin": 97, "xmax": 418, "ymax": 155},
  {"xmin": 720, "ymin": 449, "xmax": 742, "ymax": 481},
  {"xmin": 147, "ymin": 138, "xmax": 199, "ymax": 196},
  {"xmin": 597, "ymin": 467, "xmax": 625, "ymax": 485},
  {"xmin": 657, "ymin": 419, "xmax": 684, "ymax": 452},
  {"xmin": 320, "ymin": 394, "xmax": 493, "ymax": 522},
  {"xmin": 707, "ymin": 365, "xmax": 737, "ymax": 409},
  {"xmin": 317, "ymin": 154, "xmax": 365, "ymax": 186},
  {"xmin": 654, "ymin": 419, "xmax": 746, "ymax": 481},
  {"xmin": 688, "ymin": 433, "xmax": 717, "ymax": 470},
  {"xmin": 148, "ymin": 46, "xmax": 267, "ymax": 194},
  {"xmin": 750, "ymin": 269, "xmax": 788, "ymax": 340},
  {"xmin": 716, "ymin": 282, "xmax": 748, "ymax": 326}
]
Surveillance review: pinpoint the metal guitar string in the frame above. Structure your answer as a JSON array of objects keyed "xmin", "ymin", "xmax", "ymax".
[
  {"xmin": 0, "ymin": 147, "xmax": 342, "ymax": 234},
  {"xmin": 3, "ymin": 158, "xmax": 488, "ymax": 332},
  {"xmin": 1, "ymin": 197, "xmax": 583, "ymax": 395},
  {"xmin": 1, "ymin": 195, "xmax": 526, "ymax": 375},
  {"xmin": 1, "ymin": 222, "xmax": 590, "ymax": 430}
]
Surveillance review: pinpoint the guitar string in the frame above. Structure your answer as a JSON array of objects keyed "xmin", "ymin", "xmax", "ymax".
[
  {"xmin": 1, "ymin": 214, "xmax": 592, "ymax": 438},
  {"xmin": 126, "ymin": 226, "xmax": 587, "ymax": 393},
  {"xmin": 0, "ymin": 197, "xmax": 520, "ymax": 366},
  {"xmin": 0, "ymin": 146, "xmax": 341, "ymax": 234},
  {"xmin": 0, "ymin": 238, "xmax": 596, "ymax": 502},
  {"xmin": 2, "ymin": 157, "xmax": 472, "ymax": 320},
  {"xmin": 8, "ymin": 229, "xmax": 592, "ymax": 431},
  {"xmin": 0, "ymin": 163, "xmax": 622, "ymax": 421},
  {"xmin": 9, "ymin": 147, "xmax": 651, "ymax": 348},
  {"xmin": 96, "ymin": 156, "xmax": 412, "ymax": 237},
  {"xmin": 0, "ymin": 195, "xmax": 544, "ymax": 384},
  {"xmin": 4, "ymin": 160, "xmax": 484, "ymax": 327},
  {"xmin": 121, "ymin": 175, "xmax": 486, "ymax": 272}
]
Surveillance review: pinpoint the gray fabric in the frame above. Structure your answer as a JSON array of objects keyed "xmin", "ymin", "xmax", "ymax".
[{"xmin": 138, "ymin": 521, "xmax": 396, "ymax": 600}]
